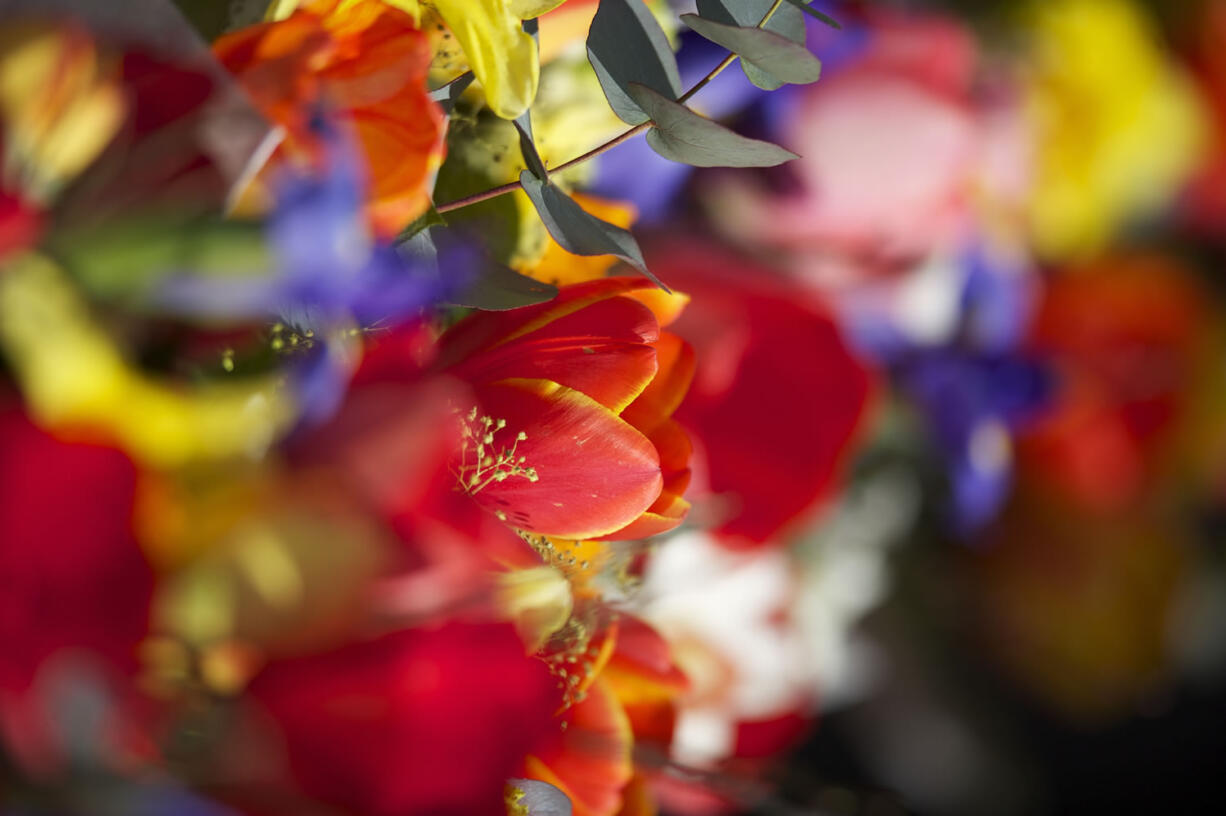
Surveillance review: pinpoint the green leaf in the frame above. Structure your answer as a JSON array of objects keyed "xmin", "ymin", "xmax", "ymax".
[
  {"xmin": 782, "ymin": 0, "xmax": 841, "ymax": 29},
  {"xmin": 626, "ymin": 83, "xmax": 798, "ymax": 168},
  {"xmin": 586, "ymin": 0, "xmax": 682, "ymax": 126},
  {"xmin": 694, "ymin": 0, "xmax": 808, "ymax": 90},
  {"xmin": 681, "ymin": 14, "xmax": 820, "ymax": 87},
  {"xmin": 448, "ymin": 264, "xmax": 558, "ymax": 311},
  {"xmin": 395, "ymin": 201, "xmax": 447, "ymax": 244},
  {"xmin": 428, "ymin": 71, "xmax": 476, "ymax": 115},
  {"xmin": 518, "ymin": 171, "xmax": 668, "ymax": 290},
  {"xmin": 53, "ymin": 216, "xmax": 269, "ymax": 303}
]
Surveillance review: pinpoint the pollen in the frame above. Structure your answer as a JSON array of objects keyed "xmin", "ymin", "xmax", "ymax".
[{"xmin": 453, "ymin": 407, "xmax": 539, "ymax": 496}]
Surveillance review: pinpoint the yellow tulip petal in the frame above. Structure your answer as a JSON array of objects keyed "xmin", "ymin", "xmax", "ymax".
[{"xmin": 433, "ymin": 0, "xmax": 539, "ymax": 119}]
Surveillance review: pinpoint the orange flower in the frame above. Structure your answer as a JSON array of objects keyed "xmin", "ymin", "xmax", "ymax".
[{"xmin": 215, "ymin": 0, "xmax": 445, "ymax": 235}]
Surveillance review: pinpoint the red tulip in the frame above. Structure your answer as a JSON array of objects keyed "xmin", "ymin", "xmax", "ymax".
[
  {"xmin": 0, "ymin": 407, "xmax": 152, "ymax": 768},
  {"xmin": 434, "ymin": 277, "xmax": 695, "ymax": 541},
  {"xmin": 246, "ymin": 621, "xmax": 561, "ymax": 816},
  {"xmin": 647, "ymin": 242, "xmax": 875, "ymax": 548}
]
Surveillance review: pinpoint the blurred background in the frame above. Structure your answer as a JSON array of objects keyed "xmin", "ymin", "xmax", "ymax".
[{"xmin": 3, "ymin": 0, "xmax": 1226, "ymax": 814}]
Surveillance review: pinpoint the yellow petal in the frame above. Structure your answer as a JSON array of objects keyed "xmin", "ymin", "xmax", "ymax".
[
  {"xmin": 266, "ymin": 0, "xmax": 421, "ymax": 26},
  {"xmin": 0, "ymin": 254, "xmax": 295, "ymax": 468},
  {"xmin": 432, "ymin": 0, "xmax": 539, "ymax": 119},
  {"xmin": 507, "ymin": 0, "xmax": 568, "ymax": 19}
]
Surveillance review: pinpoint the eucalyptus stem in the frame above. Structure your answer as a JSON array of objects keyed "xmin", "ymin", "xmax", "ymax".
[{"xmin": 434, "ymin": 0, "xmax": 786, "ymax": 216}]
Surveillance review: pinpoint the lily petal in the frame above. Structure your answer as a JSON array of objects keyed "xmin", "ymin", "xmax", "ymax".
[{"xmin": 432, "ymin": 0, "xmax": 539, "ymax": 119}]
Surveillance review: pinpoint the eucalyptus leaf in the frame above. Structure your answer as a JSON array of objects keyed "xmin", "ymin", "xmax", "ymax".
[
  {"xmin": 626, "ymin": 83, "xmax": 798, "ymax": 168},
  {"xmin": 448, "ymin": 264, "xmax": 558, "ymax": 311},
  {"xmin": 395, "ymin": 201, "xmax": 447, "ymax": 244},
  {"xmin": 428, "ymin": 71, "xmax": 476, "ymax": 115},
  {"xmin": 586, "ymin": 0, "xmax": 681, "ymax": 125},
  {"xmin": 518, "ymin": 171, "xmax": 667, "ymax": 290},
  {"xmin": 694, "ymin": 0, "xmax": 807, "ymax": 89},
  {"xmin": 681, "ymin": 14, "xmax": 820, "ymax": 87},
  {"xmin": 514, "ymin": 113, "xmax": 549, "ymax": 181},
  {"xmin": 782, "ymin": 0, "xmax": 842, "ymax": 29}
]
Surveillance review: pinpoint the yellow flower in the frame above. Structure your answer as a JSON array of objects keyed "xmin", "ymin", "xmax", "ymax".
[
  {"xmin": 267, "ymin": 0, "xmax": 566, "ymax": 119},
  {"xmin": 0, "ymin": 23, "xmax": 124, "ymax": 203},
  {"xmin": 0, "ymin": 254, "xmax": 294, "ymax": 468},
  {"xmin": 1021, "ymin": 0, "xmax": 1208, "ymax": 260}
]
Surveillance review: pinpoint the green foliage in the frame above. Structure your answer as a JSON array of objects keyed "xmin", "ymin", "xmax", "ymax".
[
  {"xmin": 695, "ymin": 0, "xmax": 806, "ymax": 89},
  {"xmin": 627, "ymin": 83, "xmax": 799, "ymax": 168},
  {"xmin": 428, "ymin": 71, "xmax": 477, "ymax": 114},
  {"xmin": 782, "ymin": 0, "xmax": 842, "ymax": 30},
  {"xmin": 518, "ymin": 172, "xmax": 666, "ymax": 290},
  {"xmin": 586, "ymin": 0, "xmax": 682, "ymax": 125},
  {"xmin": 681, "ymin": 13, "xmax": 821, "ymax": 89},
  {"xmin": 52, "ymin": 216, "xmax": 269, "ymax": 305},
  {"xmin": 447, "ymin": 264, "xmax": 559, "ymax": 311}
]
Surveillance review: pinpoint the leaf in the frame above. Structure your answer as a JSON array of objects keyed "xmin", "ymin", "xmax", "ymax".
[
  {"xmin": 694, "ymin": 0, "xmax": 808, "ymax": 89},
  {"xmin": 586, "ymin": 0, "xmax": 681, "ymax": 125},
  {"xmin": 514, "ymin": 112, "xmax": 549, "ymax": 181},
  {"xmin": 395, "ymin": 201, "xmax": 447, "ymax": 243},
  {"xmin": 782, "ymin": 0, "xmax": 842, "ymax": 29},
  {"xmin": 626, "ymin": 83, "xmax": 798, "ymax": 168},
  {"xmin": 448, "ymin": 264, "xmax": 559, "ymax": 310},
  {"xmin": 681, "ymin": 13, "xmax": 820, "ymax": 87},
  {"xmin": 518, "ymin": 171, "xmax": 667, "ymax": 290},
  {"xmin": 428, "ymin": 71, "xmax": 476, "ymax": 115}
]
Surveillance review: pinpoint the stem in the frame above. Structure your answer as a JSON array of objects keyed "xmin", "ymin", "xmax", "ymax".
[{"xmin": 434, "ymin": 0, "xmax": 786, "ymax": 216}]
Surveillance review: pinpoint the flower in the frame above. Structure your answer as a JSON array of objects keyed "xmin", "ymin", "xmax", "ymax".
[
  {"xmin": 266, "ymin": 0, "xmax": 556, "ymax": 120},
  {"xmin": 1019, "ymin": 0, "xmax": 1208, "ymax": 260},
  {"xmin": 0, "ymin": 254, "xmax": 293, "ymax": 468},
  {"xmin": 633, "ymin": 531, "xmax": 817, "ymax": 769},
  {"xmin": 215, "ymin": 0, "xmax": 446, "ymax": 235},
  {"xmin": 245, "ymin": 621, "xmax": 561, "ymax": 816},
  {"xmin": 0, "ymin": 22, "xmax": 125, "ymax": 204},
  {"xmin": 429, "ymin": 276, "xmax": 694, "ymax": 540},
  {"xmin": 703, "ymin": 12, "xmax": 1027, "ymax": 283},
  {"xmin": 1018, "ymin": 253, "xmax": 1211, "ymax": 513},
  {"xmin": 0, "ymin": 405, "xmax": 153, "ymax": 771},
  {"xmin": 649, "ymin": 241, "xmax": 874, "ymax": 548}
]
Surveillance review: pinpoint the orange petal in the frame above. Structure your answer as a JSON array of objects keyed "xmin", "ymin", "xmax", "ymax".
[
  {"xmin": 522, "ymin": 677, "xmax": 634, "ymax": 816},
  {"xmin": 621, "ymin": 333, "xmax": 695, "ymax": 432}
]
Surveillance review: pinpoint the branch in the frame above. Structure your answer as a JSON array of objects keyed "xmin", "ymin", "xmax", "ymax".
[{"xmin": 434, "ymin": 0, "xmax": 786, "ymax": 216}]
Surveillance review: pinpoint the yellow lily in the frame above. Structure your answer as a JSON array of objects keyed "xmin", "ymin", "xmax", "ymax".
[{"xmin": 266, "ymin": 0, "xmax": 566, "ymax": 120}]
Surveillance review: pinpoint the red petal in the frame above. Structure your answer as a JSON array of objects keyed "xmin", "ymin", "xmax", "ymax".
[
  {"xmin": 435, "ymin": 277, "xmax": 658, "ymax": 370},
  {"xmin": 653, "ymin": 242, "xmax": 875, "ymax": 547},
  {"xmin": 453, "ymin": 296, "xmax": 662, "ymax": 413},
  {"xmin": 523, "ymin": 677, "xmax": 634, "ymax": 816},
  {"xmin": 467, "ymin": 379, "xmax": 663, "ymax": 539}
]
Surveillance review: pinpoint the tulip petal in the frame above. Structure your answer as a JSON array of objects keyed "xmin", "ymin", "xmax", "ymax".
[
  {"xmin": 467, "ymin": 378, "xmax": 662, "ymax": 539},
  {"xmin": 621, "ymin": 332, "xmax": 694, "ymax": 432},
  {"xmin": 436, "ymin": 276, "xmax": 658, "ymax": 368},
  {"xmin": 523, "ymin": 677, "xmax": 634, "ymax": 816},
  {"xmin": 432, "ymin": 0, "xmax": 539, "ymax": 119},
  {"xmin": 453, "ymin": 296, "xmax": 662, "ymax": 412}
]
